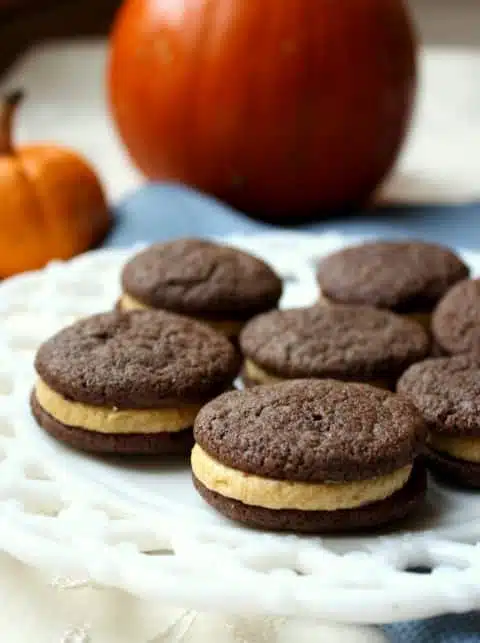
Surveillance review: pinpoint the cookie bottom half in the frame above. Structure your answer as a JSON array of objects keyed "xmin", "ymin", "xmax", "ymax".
[
  {"xmin": 31, "ymin": 393, "xmax": 194, "ymax": 455},
  {"xmin": 117, "ymin": 295, "xmax": 245, "ymax": 339},
  {"xmin": 426, "ymin": 446, "xmax": 480, "ymax": 489},
  {"xmin": 320, "ymin": 296, "xmax": 432, "ymax": 332},
  {"xmin": 192, "ymin": 464, "xmax": 426, "ymax": 533},
  {"xmin": 240, "ymin": 362, "xmax": 393, "ymax": 391}
]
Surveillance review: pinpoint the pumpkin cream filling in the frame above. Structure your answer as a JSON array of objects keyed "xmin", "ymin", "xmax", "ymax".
[
  {"xmin": 35, "ymin": 379, "xmax": 201, "ymax": 434},
  {"xmin": 191, "ymin": 445, "xmax": 412, "ymax": 512},
  {"xmin": 243, "ymin": 359, "xmax": 391, "ymax": 390},
  {"xmin": 429, "ymin": 434, "xmax": 480, "ymax": 464},
  {"xmin": 119, "ymin": 293, "xmax": 245, "ymax": 337}
]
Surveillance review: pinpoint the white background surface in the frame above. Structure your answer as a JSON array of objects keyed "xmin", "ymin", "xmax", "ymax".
[{"xmin": 0, "ymin": 1, "xmax": 479, "ymax": 641}]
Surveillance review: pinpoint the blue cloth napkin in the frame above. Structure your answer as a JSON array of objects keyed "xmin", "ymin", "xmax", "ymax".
[
  {"xmin": 384, "ymin": 612, "xmax": 480, "ymax": 643},
  {"xmin": 106, "ymin": 182, "xmax": 480, "ymax": 642},
  {"xmin": 106, "ymin": 182, "xmax": 480, "ymax": 250}
]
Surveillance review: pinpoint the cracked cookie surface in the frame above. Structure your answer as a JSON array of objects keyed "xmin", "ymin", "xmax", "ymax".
[
  {"xmin": 193, "ymin": 379, "xmax": 425, "ymax": 483},
  {"xmin": 121, "ymin": 239, "xmax": 282, "ymax": 318},
  {"xmin": 240, "ymin": 304, "xmax": 429, "ymax": 381},
  {"xmin": 397, "ymin": 356, "xmax": 480, "ymax": 436},
  {"xmin": 432, "ymin": 278, "xmax": 480, "ymax": 356},
  {"xmin": 35, "ymin": 310, "xmax": 240, "ymax": 408},
  {"xmin": 316, "ymin": 241, "xmax": 469, "ymax": 312}
]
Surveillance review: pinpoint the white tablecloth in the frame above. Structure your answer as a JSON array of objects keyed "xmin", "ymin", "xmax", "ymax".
[
  {"xmin": 0, "ymin": 1, "xmax": 479, "ymax": 640},
  {"xmin": 0, "ymin": 553, "xmax": 392, "ymax": 642}
]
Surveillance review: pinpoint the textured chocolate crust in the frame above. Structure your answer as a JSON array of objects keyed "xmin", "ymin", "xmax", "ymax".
[
  {"xmin": 121, "ymin": 239, "xmax": 283, "ymax": 318},
  {"xmin": 35, "ymin": 310, "xmax": 240, "ymax": 408},
  {"xmin": 425, "ymin": 446, "xmax": 480, "ymax": 489},
  {"xmin": 194, "ymin": 380, "xmax": 426, "ymax": 483},
  {"xmin": 31, "ymin": 393, "xmax": 194, "ymax": 455},
  {"xmin": 193, "ymin": 464, "xmax": 426, "ymax": 533},
  {"xmin": 432, "ymin": 278, "xmax": 480, "ymax": 357},
  {"xmin": 240, "ymin": 305, "xmax": 429, "ymax": 381},
  {"xmin": 397, "ymin": 356, "xmax": 480, "ymax": 437},
  {"xmin": 316, "ymin": 241, "xmax": 469, "ymax": 313}
]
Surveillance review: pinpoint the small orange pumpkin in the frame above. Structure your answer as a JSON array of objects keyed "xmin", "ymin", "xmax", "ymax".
[{"xmin": 0, "ymin": 91, "xmax": 111, "ymax": 278}]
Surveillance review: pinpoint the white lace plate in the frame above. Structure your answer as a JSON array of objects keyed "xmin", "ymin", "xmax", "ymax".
[{"xmin": 0, "ymin": 232, "xmax": 479, "ymax": 625}]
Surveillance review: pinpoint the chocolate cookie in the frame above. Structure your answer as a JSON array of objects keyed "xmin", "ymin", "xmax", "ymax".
[
  {"xmin": 316, "ymin": 241, "xmax": 469, "ymax": 322},
  {"xmin": 397, "ymin": 356, "xmax": 480, "ymax": 488},
  {"xmin": 119, "ymin": 239, "xmax": 283, "ymax": 338},
  {"xmin": 240, "ymin": 304, "xmax": 429, "ymax": 389},
  {"xmin": 32, "ymin": 310, "xmax": 240, "ymax": 455},
  {"xmin": 192, "ymin": 380, "xmax": 426, "ymax": 533},
  {"xmin": 432, "ymin": 278, "xmax": 480, "ymax": 357}
]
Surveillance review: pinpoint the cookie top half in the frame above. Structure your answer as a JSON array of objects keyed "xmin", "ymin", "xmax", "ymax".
[
  {"xmin": 432, "ymin": 278, "xmax": 480, "ymax": 356},
  {"xmin": 397, "ymin": 356, "xmax": 480, "ymax": 437},
  {"xmin": 35, "ymin": 311, "xmax": 240, "ymax": 408},
  {"xmin": 121, "ymin": 239, "xmax": 283, "ymax": 318},
  {"xmin": 316, "ymin": 241, "xmax": 469, "ymax": 312},
  {"xmin": 194, "ymin": 379, "xmax": 425, "ymax": 483},
  {"xmin": 240, "ymin": 304, "xmax": 429, "ymax": 380}
]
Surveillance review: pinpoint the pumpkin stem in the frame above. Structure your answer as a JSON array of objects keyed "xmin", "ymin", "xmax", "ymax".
[{"xmin": 0, "ymin": 90, "xmax": 24, "ymax": 155}]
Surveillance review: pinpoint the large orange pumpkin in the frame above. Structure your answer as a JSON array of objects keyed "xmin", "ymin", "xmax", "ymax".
[{"xmin": 109, "ymin": 0, "xmax": 416, "ymax": 219}]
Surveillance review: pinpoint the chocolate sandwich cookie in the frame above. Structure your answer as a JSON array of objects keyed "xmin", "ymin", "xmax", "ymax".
[
  {"xmin": 192, "ymin": 380, "xmax": 426, "ymax": 533},
  {"xmin": 398, "ymin": 356, "xmax": 480, "ymax": 488},
  {"xmin": 432, "ymin": 278, "xmax": 480, "ymax": 357},
  {"xmin": 119, "ymin": 239, "xmax": 283, "ymax": 339},
  {"xmin": 316, "ymin": 241, "xmax": 469, "ymax": 329},
  {"xmin": 31, "ymin": 310, "xmax": 240, "ymax": 455},
  {"xmin": 240, "ymin": 304, "xmax": 429, "ymax": 389}
]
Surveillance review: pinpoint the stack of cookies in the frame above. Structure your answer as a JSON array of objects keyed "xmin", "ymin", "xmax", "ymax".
[{"xmin": 30, "ymin": 236, "xmax": 479, "ymax": 535}]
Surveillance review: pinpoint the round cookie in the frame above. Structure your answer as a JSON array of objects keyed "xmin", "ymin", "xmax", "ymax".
[
  {"xmin": 397, "ymin": 356, "xmax": 480, "ymax": 488},
  {"xmin": 316, "ymin": 241, "xmax": 469, "ymax": 326},
  {"xmin": 31, "ymin": 310, "xmax": 240, "ymax": 455},
  {"xmin": 432, "ymin": 278, "xmax": 480, "ymax": 357},
  {"xmin": 192, "ymin": 380, "xmax": 426, "ymax": 533},
  {"xmin": 240, "ymin": 304, "xmax": 430, "ymax": 389},
  {"xmin": 119, "ymin": 239, "xmax": 283, "ymax": 338}
]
